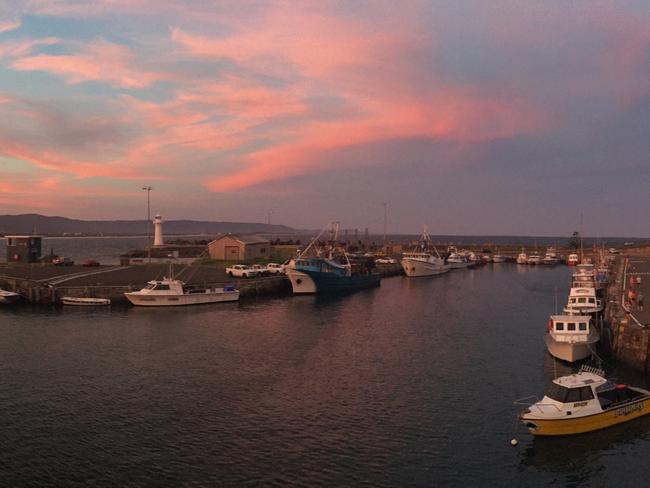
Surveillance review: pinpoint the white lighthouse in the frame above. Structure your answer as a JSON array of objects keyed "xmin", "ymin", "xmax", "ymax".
[{"xmin": 153, "ymin": 214, "xmax": 164, "ymax": 247}]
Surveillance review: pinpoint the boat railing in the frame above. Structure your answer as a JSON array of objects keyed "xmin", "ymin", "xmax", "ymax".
[
  {"xmin": 513, "ymin": 395, "xmax": 539, "ymax": 406},
  {"xmin": 579, "ymin": 364, "xmax": 605, "ymax": 377}
]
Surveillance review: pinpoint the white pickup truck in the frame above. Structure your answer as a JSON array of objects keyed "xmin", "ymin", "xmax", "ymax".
[{"xmin": 225, "ymin": 264, "xmax": 258, "ymax": 278}]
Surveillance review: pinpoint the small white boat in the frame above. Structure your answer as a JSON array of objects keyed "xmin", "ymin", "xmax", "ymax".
[
  {"xmin": 519, "ymin": 366, "xmax": 650, "ymax": 436},
  {"xmin": 492, "ymin": 254, "xmax": 506, "ymax": 263},
  {"xmin": 125, "ymin": 277, "xmax": 239, "ymax": 306},
  {"xmin": 542, "ymin": 247, "xmax": 558, "ymax": 265},
  {"xmin": 0, "ymin": 288, "xmax": 20, "ymax": 304},
  {"xmin": 544, "ymin": 314, "xmax": 599, "ymax": 362},
  {"xmin": 61, "ymin": 297, "xmax": 111, "ymax": 306},
  {"xmin": 446, "ymin": 247, "xmax": 471, "ymax": 269},
  {"xmin": 516, "ymin": 250, "xmax": 528, "ymax": 264},
  {"xmin": 527, "ymin": 253, "xmax": 541, "ymax": 265}
]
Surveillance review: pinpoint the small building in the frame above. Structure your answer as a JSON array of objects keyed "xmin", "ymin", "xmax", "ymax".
[
  {"xmin": 6, "ymin": 235, "xmax": 42, "ymax": 263},
  {"xmin": 208, "ymin": 234, "xmax": 270, "ymax": 261}
]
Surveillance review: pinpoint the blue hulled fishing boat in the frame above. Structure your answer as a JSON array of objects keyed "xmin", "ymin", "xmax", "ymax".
[{"xmin": 285, "ymin": 222, "xmax": 381, "ymax": 294}]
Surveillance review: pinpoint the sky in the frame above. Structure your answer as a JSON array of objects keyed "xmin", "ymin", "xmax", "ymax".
[{"xmin": 0, "ymin": 1, "xmax": 649, "ymax": 236}]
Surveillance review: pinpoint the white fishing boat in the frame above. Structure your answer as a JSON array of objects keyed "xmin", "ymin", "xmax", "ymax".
[
  {"xmin": 516, "ymin": 250, "xmax": 528, "ymax": 264},
  {"xmin": 401, "ymin": 227, "xmax": 449, "ymax": 277},
  {"xmin": 563, "ymin": 287, "xmax": 602, "ymax": 315},
  {"xmin": 0, "ymin": 288, "xmax": 20, "ymax": 304},
  {"xmin": 61, "ymin": 297, "xmax": 111, "ymax": 306},
  {"xmin": 518, "ymin": 365, "xmax": 650, "ymax": 436},
  {"xmin": 124, "ymin": 263, "xmax": 239, "ymax": 306},
  {"xmin": 544, "ymin": 314, "xmax": 600, "ymax": 362}
]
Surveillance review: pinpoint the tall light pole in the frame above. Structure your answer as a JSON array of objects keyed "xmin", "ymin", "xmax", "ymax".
[
  {"xmin": 142, "ymin": 186, "xmax": 153, "ymax": 263},
  {"xmin": 383, "ymin": 202, "xmax": 388, "ymax": 251}
]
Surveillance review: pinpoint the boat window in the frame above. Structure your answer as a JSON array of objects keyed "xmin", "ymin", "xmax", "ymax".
[
  {"xmin": 555, "ymin": 322, "xmax": 565, "ymax": 331},
  {"xmin": 579, "ymin": 323, "xmax": 587, "ymax": 331},
  {"xmin": 566, "ymin": 388, "xmax": 581, "ymax": 403},
  {"xmin": 570, "ymin": 298, "xmax": 576, "ymax": 303},
  {"xmin": 546, "ymin": 383, "xmax": 568, "ymax": 402},
  {"xmin": 567, "ymin": 323, "xmax": 576, "ymax": 331},
  {"xmin": 154, "ymin": 284, "xmax": 170, "ymax": 291},
  {"xmin": 578, "ymin": 298, "xmax": 586, "ymax": 304},
  {"xmin": 145, "ymin": 283, "xmax": 156, "ymax": 290},
  {"xmin": 588, "ymin": 298, "xmax": 595, "ymax": 304},
  {"xmin": 579, "ymin": 386, "xmax": 594, "ymax": 401}
]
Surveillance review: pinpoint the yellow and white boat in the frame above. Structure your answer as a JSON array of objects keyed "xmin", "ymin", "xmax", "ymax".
[{"xmin": 519, "ymin": 366, "xmax": 650, "ymax": 436}]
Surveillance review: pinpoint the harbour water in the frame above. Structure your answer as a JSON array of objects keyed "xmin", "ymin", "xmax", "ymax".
[{"xmin": 2, "ymin": 263, "xmax": 650, "ymax": 486}]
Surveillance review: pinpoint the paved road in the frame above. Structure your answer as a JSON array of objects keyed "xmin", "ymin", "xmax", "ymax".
[{"xmin": 624, "ymin": 255, "xmax": 650, "ymax": 326}]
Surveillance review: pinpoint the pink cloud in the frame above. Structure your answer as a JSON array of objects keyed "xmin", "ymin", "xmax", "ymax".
[
  {"xmin": 0, "ymin": 20, "xmax": 20, "ymax": 33},
  {"xmin": 12, "ymin": 40, "xmax": 164, "ymax": 88}
]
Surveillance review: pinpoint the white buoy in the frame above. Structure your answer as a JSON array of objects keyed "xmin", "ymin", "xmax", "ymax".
[{"xmin": 510, "ymin": 438, "xmax": 518, "ymax": 446}]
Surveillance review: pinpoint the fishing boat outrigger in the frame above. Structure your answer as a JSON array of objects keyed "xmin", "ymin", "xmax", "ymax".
[{"xmin": 518, "ymin": 366, "xmax": 650, "ymax": 436}]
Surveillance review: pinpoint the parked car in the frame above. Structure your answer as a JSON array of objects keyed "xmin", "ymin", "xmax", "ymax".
[
  {"xmin": 375, "ymin": 257, "xmax": 396, "ymax": 264},
  {"xmin": 251, "ymin": 264, "xmax": 268, "ymax": 276},
  {"xmin": 225, "ymin": 264, "xmax": 258, "ymax": 278},
  {"xmin": 265, "ymin": 263, "xmax": 285, "ymax": 275},
  {"xmin": 81, "ymin": 259, "xmax": 100, "ymax": 267},
  {"xmin": 53, "ymin": 257, "xmax": 74, "ymax": 266}
]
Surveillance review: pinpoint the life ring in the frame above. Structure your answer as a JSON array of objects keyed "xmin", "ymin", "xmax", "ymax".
[{"xmin": 547, "ymin": 319, "xmax": 553, "ymax": 331}]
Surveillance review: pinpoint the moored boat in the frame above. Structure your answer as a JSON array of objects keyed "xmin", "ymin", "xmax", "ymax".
[
  {"xmin": 400, "ymin": 226, "xmax": 449, "ymax": 277},
  {"xmin": 124, "ymin": 277, "xmax": 239, "ymax": 306},
  {"xmin": 62, "ymin": 297, "xmax": 111, "ymax": 306},
  {"xmin": 567, "ymin": 253, "xmax": 580, "ymax": 266},
  {"xmin": 285, "ymin": 222, "xmax": 381, "ymax": 294},
  {"xmin": 544, "ymin": 314, "xmax": 600, "ymax": 362},
  {"xmin": 542, "ymin": 247, "xmax": 558, "ymax": 265},
  {"xmin": 516, "ymin": 250, "xmax": 528, "ymax": 264},
  {"xmin": 519, "ymin": 366, "xmax": 650, "ymax": 436},
  {"xmin": 563, "ymin": 287, "xmax": 602, "ymax": 315},
  {"xmin": 527, "ymin": 253, "xmax": 541, "ymax": 265},
  {"xmin": 446, "ymin": 247, "xmax": 471, "ymax": 269},
  {"xmin": 0, "ymin": 288, "xmax": 20, "ymax": 304}
]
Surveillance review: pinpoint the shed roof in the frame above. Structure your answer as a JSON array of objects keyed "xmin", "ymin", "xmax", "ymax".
[{"xmin": 209, "ymin": 234, "xmax": 270, "ymax": 245}]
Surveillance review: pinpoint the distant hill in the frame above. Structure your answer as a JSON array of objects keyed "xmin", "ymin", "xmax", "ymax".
[{"xmin": 0, "ymin": 214, "xmax": 296, "ymax": 236}]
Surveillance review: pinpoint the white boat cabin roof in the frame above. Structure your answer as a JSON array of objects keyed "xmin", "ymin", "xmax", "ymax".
[
  {"xmin": 568, "ymin": 287, "xmax": 597, "ymax": 297},
  {"xmin": 553, "ymin": 371, "xmax": 607, "ymax": 389}
]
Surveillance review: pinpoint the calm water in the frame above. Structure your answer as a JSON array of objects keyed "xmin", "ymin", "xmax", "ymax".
[{"xmin": 2, "ymin": 264, "xmax": 650, "ymax": 486}]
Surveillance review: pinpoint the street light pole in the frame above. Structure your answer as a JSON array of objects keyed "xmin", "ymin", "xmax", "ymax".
[{"xmin": 142, "ymin": 186, "xmax": 153, "ymax": 263}]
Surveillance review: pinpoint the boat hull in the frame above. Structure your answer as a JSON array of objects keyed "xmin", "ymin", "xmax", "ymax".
[
  {"xmin": 0, "ymin": 291, "xmax": 20, "ymax": 304},
  {"xmin": 124, "ymin": 290, "xmax": 239, "ymax": 306},
  {"xmin": 62, "ymin": 297, "xmax": 111, "ymax": 306},
  {"xmin": 291, "ymin": 270, "xmax": 380, "ymax": 294},
  {"xmin": 521, "ymin": 397, "xmax": 650, "ymax": 436},
  {"xmin": 544, "ymin": 332, "xmax": 599, "ymax": 363},
  {"xmin": 286, "ymin": 268, "xmax": 317, "ymax": 294},
  {"xmin": 447, "ymin": 261, "xmax": 471, "ymax": 269},
  {"xmin": 401, "ymin": 258, "xmax": 450, "ymax": 277}
]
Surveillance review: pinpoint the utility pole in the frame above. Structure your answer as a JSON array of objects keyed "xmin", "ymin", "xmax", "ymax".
[{"xmin": 142, "ymin": 186, "xmax": 153, "ymax": 263}]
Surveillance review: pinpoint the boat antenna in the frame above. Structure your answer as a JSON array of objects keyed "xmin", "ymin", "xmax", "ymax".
[{"xmin": 554, "ymin": 286, "xmax": 558, "ymax": 314}]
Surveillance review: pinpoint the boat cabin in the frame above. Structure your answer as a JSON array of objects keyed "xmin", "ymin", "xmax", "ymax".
[
  {"xmin": 294, "ymin": 258, "xmax": 351, "ymax": 276},
  {"xmin": 141, "ymin": 279, "xmax": 185, "ymax": 294},
  {"xmin": 549, "ymin": 314, "xmax": 592, "ymax": 342},
  {"xmin": 564, "ymin": 287, "xmax": 601, "ymax": 314}
]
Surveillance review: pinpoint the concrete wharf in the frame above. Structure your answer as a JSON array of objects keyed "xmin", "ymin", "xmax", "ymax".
[
  {"xmin": 606, "ymin": 250, "xmax": 650, "ymax": 371},
  {"xmin": 0, "ymin": 264, "xmax": 291, "ymax": 304}
]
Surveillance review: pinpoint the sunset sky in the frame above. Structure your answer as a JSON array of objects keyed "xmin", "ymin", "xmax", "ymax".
[{"xmin": 0, "ymin": 1, "xmax": 649, "ymax": 235}]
